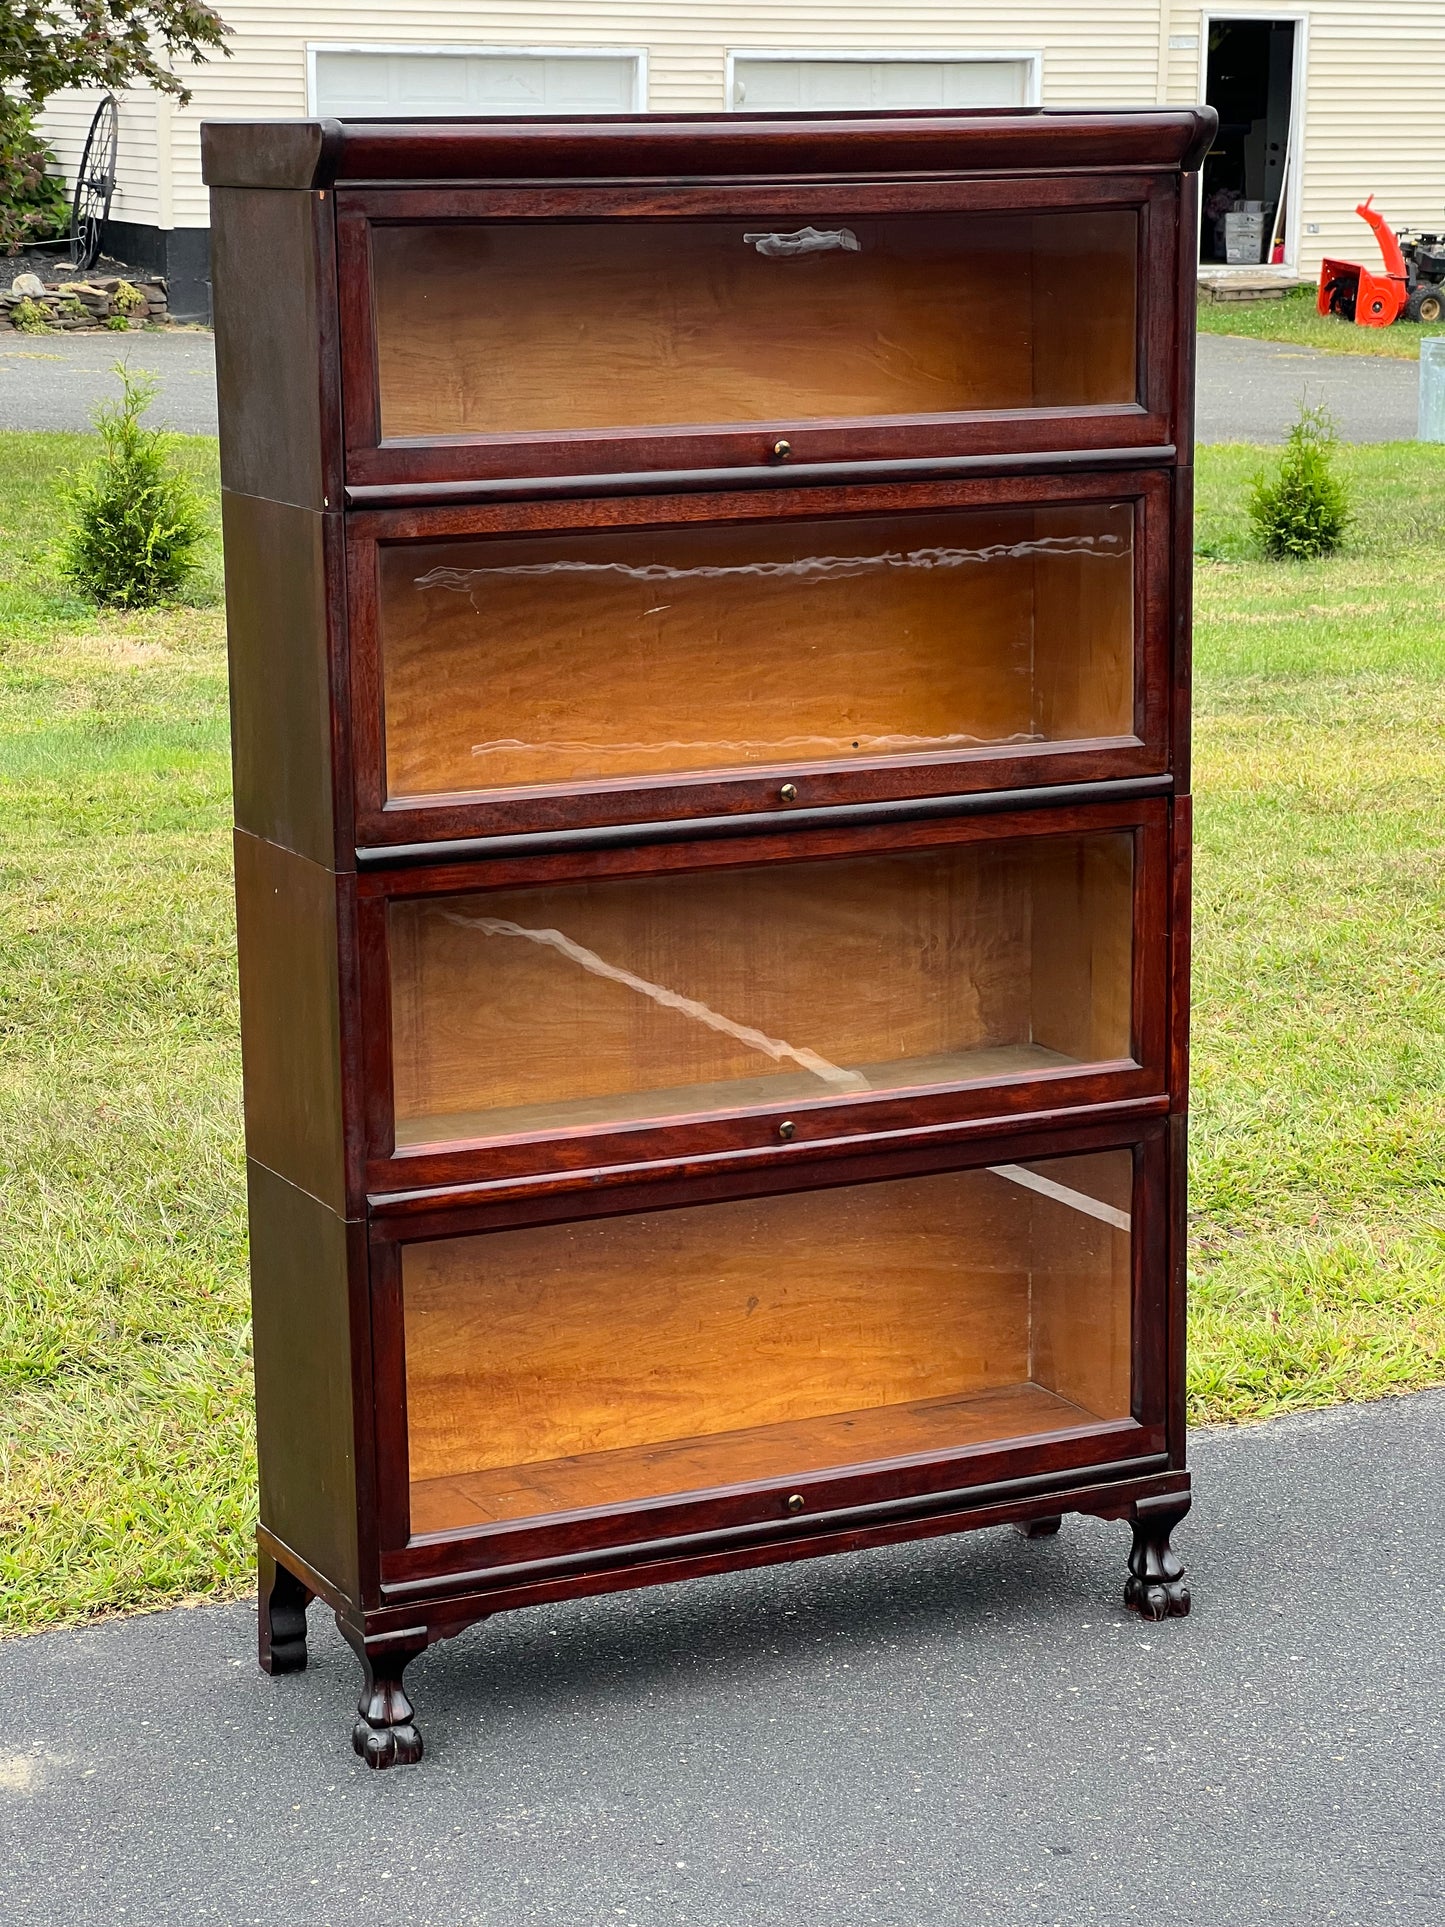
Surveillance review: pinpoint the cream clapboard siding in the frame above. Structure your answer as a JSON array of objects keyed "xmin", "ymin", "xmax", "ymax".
[
  {"xmin": 34, "ymin": 1, "xmax": 1445, "ymax": 282},
  {"xmin": 36, "ymin": 0, "xmax": 1168, "ymax": 231},
  {"xmin": 38, "ymin": 88, "xmax": 167, "ymax": 231},
  {"xmin": 1163, "ymin": 3, "xmax": 1445, "ymax": 273}
]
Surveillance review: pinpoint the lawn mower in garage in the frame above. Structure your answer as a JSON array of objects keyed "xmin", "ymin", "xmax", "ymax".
[{"xmin": 1318, "ymin": 196, "xmax": 1445, "ymax": 326}]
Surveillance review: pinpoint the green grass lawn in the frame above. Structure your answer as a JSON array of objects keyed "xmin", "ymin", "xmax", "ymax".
[
  {"xmin": 1198, "ymin": 283, "xmax": 1445, "ymax": 359},
  {"xmin": 1, "ymin": 430, "xmax": 1443, "ymax": 1635}
]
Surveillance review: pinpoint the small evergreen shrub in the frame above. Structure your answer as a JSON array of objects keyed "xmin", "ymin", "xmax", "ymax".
[
  {"xmin": 58, "ymin": 363, "xmax": 208, "ymax": 607},
  {"xmin": 11, "ymin": 295, "xmax": 52, "ymax": 333},
  {"xmin": 112, "ymin": 280, "xmax": 148, "ymax": 317},
  {"xmin": 1248, "ymin": 404, "xmax": 1352, "ymax": 559}
]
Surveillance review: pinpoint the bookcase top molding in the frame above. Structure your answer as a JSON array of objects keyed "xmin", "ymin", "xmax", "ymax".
[{"xmin": 201, "ymin": 106, "xmax": 1218, "ymax": 193}]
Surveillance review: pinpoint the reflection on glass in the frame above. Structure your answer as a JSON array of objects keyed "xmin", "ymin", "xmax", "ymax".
[
  {"xmin": 403, "ymin": 1151, "xmax": 1135, "ymax": 1533},
  {"xmin": 389, "ymin": 833, "xmax": 1134, "ymax": 1148},
  {"xmin": 372, "ymin": 211, "xmax": 1139, "ymax": 438},
  {"xmin": 380, "ymin": 505, "xmax": 1136, "ymax": 799}
]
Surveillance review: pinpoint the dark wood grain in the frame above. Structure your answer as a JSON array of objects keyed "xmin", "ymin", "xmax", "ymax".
[
  {"xmin": 202, "ymin": 118, "xmax": 343, "ymax": 191},
  {"xmin": 233, "ymin": 831, "xmax": 350, "ymax": 1214},
  {"xmin": 1167, "ymin": 1110, "xmax": 1190, "ymax": 1469},
  {"xmin": 356, "ymin": 795, "xmax": 1162, "ymax": 900},
  {"xmin": 200, "ymin": 107, "xmax": 1217, "ymax": 191},
  {"xmin": 344, "ymin": 444, "xmax": 1180, "ymax": 512},
  {"xmin": 336, "ymin": 172, "xmax": 1175, "ymax": 488},
  {"xmin": 356, "ymin": 775, "xmax": 1174, "ymax": 870},
  {"xmin": 216, "ymin": 109, "xmax": 1200, "ymax": 1758},
  {"xmin": 257, "ymin": 1544, "xmax": 312, "ymax": 1674},
  {"xmin": 1125, "ymin": 1490, "xmax": 1191, "ymax": 1617},
  {"xmin": 209, "ymin": 187, "xmax": 342, "ymax": 512},
  {"xmin": 345, "ymin": 469, "xmax": 1172, "ymax": 847},
  {"xmin": 223, "ymin": 493, "xmax": 337, "ymax": 864},
  {"xmin": 247, "ymin": 1161, "xmax": 365, "ymax": 1602},
  {"xmin": 1172, "ymin": 465, "xmax": 1195, "ymax": 795},
  {"xmin": 376, "ymin": 1461, "xmax": 1187, "ymax": 1619}
]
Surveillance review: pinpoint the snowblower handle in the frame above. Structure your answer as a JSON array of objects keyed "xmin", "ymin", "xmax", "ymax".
[{"xmin": 1355, "ymin": 196, "xmax": 1408, "ymax": 281}]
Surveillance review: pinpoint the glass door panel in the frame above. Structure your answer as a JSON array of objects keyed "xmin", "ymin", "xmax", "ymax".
[
  {"xmin": 388, "ymin": 832, "xmax": 1134, "ymax": 1150},
  {"xmin": 404, "ymin": 1151, "xmax": 1135, "ymax": 1534},
  {"xmin": 372, "ymin": 210, "xmax": 1138, "ymax": 440},
  {"xmin": 379, "ymin": 503, "xmax": 1135, "ymax": 803}
]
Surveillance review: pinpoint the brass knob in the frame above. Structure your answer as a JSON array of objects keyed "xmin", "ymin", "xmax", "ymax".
[
  {"xmin": 779, "ymin": 782, "xmax": 798, "ymax": 803},
  {"xmin": 772, "ymin": 439, "xmax": 792, "ymax": 460},
  {"xmin": 778, "ymin": 1119, "xmax": 796, "ymax": 1141},
  {"xmin": 786, "ymin": 1493, "xmax": 806, "ymax": 1514}
]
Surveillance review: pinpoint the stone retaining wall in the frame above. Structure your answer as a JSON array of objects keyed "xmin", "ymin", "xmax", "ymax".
[{"xmin": 1, "ymin": 275, "xmax": 169, "ymax": 330}]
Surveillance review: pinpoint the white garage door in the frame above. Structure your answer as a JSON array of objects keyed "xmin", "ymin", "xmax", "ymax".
[
  {"xmin": 311, "ymin": 48, "xmax": 641, "ymax": 118},
  {"xmin": 732, "ymin": 57, "xmax": 1034, "ymax": 112}
]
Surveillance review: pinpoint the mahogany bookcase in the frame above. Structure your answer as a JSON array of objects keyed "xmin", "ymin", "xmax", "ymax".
[{"xmin": 203, "ymin": 105, "xmax": 1213, "ymax": 1768}]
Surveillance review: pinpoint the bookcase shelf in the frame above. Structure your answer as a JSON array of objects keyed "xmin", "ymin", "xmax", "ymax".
[{"xmin": 207, "ymin": 102, "xmax": 1207, "ymax": 1769}]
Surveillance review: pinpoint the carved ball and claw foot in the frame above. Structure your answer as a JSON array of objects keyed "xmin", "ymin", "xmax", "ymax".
[
  {"xmin": 1125, "ymin": 1495, "xmax": 1191, "ymax": 1621},
  {"xmin": 348, "ymin": 1635, "xmax": 427, "ymax": 1770},
  {"xmin": 258, "ymin": 1548, "xmax": 312, "ymax": 1675}
]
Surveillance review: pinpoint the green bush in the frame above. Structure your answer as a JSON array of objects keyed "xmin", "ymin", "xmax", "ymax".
[
  {"xmin": 58, "ymin": 363, "xmax": 208, "ymax": 607},
  {"xmin": 10, "ymin": 294, "xmax": 52, "ymax": 332},
  {"xmin": 0, "ymin": 98, "xmax": 69, "ymax": 253},
  {"xmin": 112, "ymin": 279, "xmax": 148, "ymax": 316},
  {"xmin": 1248, "ymin": 403, "xmax": 1353, "ymax": 558}
]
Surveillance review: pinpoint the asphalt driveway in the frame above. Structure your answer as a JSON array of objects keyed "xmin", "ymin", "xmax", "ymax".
[
  {"xmin": 0, "ymin": 329, "xmax": 217, "ymax": 435},
  {"xmin": 0, "ymin": 327, "xmax": 1425, "ymax": 443},
  {"xmin": 1196, "ymin": 332, "xmax": 1421, "ymax": 442},
  {"xmin": 0, "ymin": 1389, "xmax": 1440, "ymax": 1927}
]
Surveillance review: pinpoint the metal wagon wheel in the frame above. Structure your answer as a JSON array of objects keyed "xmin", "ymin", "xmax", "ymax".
[{"xmin": 70, "ymin": 95, "xmax": 119, "ymax": 274}]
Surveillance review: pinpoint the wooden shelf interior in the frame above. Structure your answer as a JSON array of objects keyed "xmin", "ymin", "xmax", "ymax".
[
  {"xmin": 403, "ymin": 1153, "xmax": 1135, "ymax": 1533},
  {"xmin": 372, "ymin": 210, "xmax": 1138, "ymax": 439},
  {"xmin": 389, "ymin": 832, "xmax": 1135, "ymax": 1148},
  {"xmin": 380, "ymin": 503, "xmax": 1135, "ymax": 800}
]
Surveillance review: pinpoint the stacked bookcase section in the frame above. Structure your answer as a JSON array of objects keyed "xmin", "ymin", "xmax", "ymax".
[{"xmin": 206, "ymin": 104, "xmax": 1212, "ymax": 1767}]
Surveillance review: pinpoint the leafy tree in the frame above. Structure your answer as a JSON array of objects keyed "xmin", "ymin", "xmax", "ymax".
[
  {"xmin": 0, "ymin": 103, "xmax": 69, "ymax": 251},
  {"xmin": 0, "ymin": 3, "xmax": 228, "ymax": 253},
  {"xmin": 0, "ymin": 3, "xmax": 228, "ymax": 105}
]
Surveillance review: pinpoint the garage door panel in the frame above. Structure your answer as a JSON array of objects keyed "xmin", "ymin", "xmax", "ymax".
[
  {"xmin": 734, "ymin": 58, "xmax": 1032, "ymax": 113},
  {"xmin": 313, "ymin": 50, "xmax": 638, "ymax": 119}
]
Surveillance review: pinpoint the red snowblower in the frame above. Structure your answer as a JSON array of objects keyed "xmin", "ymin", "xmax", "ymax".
[{"xmin": 1318, "ymin": 196, "xmax": 1445, "ymax": 327}]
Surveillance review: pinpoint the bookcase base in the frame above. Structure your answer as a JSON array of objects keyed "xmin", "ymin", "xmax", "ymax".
[{"xmin": 257, "ymin": 1467, "xmax": 1191, "ymax": 1767}]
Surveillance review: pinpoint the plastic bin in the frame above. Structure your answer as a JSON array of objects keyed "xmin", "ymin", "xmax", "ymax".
[
  {"xmin": 1420, "ymin": 336, "xmax": 1445, "ymax": 442},
  {"xmin": 1224, "ymin": 213, "xmax": 1266, "ymax": 266}
]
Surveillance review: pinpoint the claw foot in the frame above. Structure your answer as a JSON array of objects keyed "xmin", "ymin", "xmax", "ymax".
[
  {"xmin": 352, "ymin": 1714, "xmax": 424, "ymax": 1770},
  {"xmin": 1125, "ymin": 1494, "xmax": 1191, "ymax": 1621},
  {"xmin": 344, "ymin": 1628, "xmax": 428, "ymax": 1770},
  {"xmin": 1125, "ymin": 1572, "xmax": 1191, "ymax": 1620}
]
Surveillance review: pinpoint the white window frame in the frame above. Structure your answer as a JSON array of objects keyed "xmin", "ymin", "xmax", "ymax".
[
  {"xmin": 1196, "ymin": 11, "xmax": 1309, "ymax": 273},
  {"xmin": 304, "ymin": 42, "xmax": 649, "ymax": 117},
  {"xmin": 724, "ymin": 48, "xmax": 1044, "ymax": 113}
]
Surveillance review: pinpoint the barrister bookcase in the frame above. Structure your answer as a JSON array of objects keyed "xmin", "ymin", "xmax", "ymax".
[{"xmin": 204, "ymin": 104, "xmax": 1212, "ymax": 1768}]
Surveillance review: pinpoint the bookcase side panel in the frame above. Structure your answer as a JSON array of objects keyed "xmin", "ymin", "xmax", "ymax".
[
  {"xmin": 248, "ymin": 1160, "xmax": 364, "ymax": 1603},
  {"xmin": 209, "ymin": 185, "xmax": 341, "ymax": 512},
  {"xmin": 223, "ymin": 492, "xmax": 342, "ymax": 866},
  {"xmin": 235, "ymin": 830, "xmax": 350, "ymax": 1216}
]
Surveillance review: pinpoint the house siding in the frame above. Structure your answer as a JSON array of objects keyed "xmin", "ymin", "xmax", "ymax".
[
  {"xmin": 35, "ymin": 1, "xmax": 1445, "ymax": 285},
  {"xmin": 1163, "ymin": 3, "xmax": 1445, "ymax": 269},
  {"xmin": 37, "ymin": 1, "xmax": 1167, "ymax": 234}
]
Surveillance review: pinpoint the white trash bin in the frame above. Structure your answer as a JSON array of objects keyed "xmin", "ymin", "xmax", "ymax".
[{"xmin": 1419, "ymin": 336, "xmax": 1445, "ymax": 442}]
